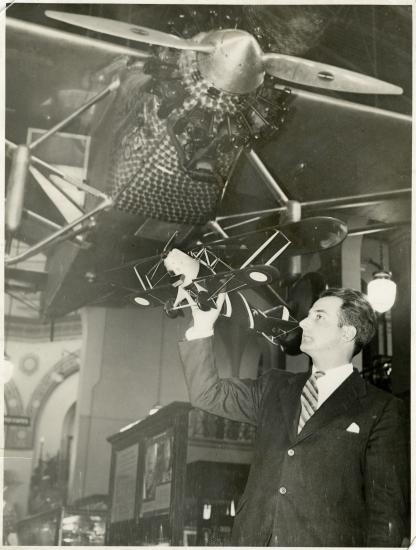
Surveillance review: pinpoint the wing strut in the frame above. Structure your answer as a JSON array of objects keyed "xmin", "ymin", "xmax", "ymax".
[{"xmin": 5, "ymin": 81, "xmax": 120, "ymax": 265}]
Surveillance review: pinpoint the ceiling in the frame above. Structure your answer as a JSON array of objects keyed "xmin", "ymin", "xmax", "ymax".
[{"xmin": 4, "ymin": 4, "xmax": 412, "ymax": 318}]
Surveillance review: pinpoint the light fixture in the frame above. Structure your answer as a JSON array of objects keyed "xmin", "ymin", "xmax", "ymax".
[
  {"xmin": 367, "ymin": 271, "xmax": 397, "ymax": 313},
  {"xmin": 366, "ymin": 241, "xmax": 397, "ymax": 313}
]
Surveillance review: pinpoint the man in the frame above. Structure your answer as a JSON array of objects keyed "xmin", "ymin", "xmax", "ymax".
[{"xmin": 179, "ymin": 288, "xmax": 409, "ymax": 546}]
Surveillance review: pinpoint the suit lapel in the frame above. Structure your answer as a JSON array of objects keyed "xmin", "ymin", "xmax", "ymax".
[
  {"xmin": 295, "ymin": 370, "xmax": 367, "ymax": 444},
  {"xmin": 277, "ymin": 370, "xmax": 310, "ymax": 445}
]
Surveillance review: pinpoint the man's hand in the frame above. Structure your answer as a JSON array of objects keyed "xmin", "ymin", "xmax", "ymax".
[{"xmin": 183, "ymin": 291, "xmax": 226, "ymax": 340}]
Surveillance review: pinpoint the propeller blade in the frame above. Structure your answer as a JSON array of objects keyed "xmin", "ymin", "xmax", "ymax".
[
  {"xmin": 45, "ymin": 11, "xmax": 213, "ymax": 53},
  {"xmin": 263, "ymin": 53, "xmax": 403, "ymax": 94}
]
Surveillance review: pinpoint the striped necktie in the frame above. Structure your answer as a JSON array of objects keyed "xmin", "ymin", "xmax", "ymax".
[{"xmin": 298, "ymin": 370, "xmax": 325, "ymax": 433}]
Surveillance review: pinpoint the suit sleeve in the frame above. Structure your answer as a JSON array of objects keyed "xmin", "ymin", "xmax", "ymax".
[
  {"xmin": 179, "ymin": 337, "xmax": 270, "ymax": 425},
  {"xmin": 364, "ymin": 397, "xmax": 410, "ymax": 547}
]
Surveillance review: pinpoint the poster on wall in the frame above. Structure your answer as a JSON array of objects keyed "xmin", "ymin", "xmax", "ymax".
[
  {"xmin": 111, "ymin": 443, "xmax": 139, "ymax": 523},
  {"xmin": 140, "ymin": 429, "xmax": 173, "ymax": 517}
]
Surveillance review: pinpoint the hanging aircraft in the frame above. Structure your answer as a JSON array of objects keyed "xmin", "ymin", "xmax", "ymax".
[{"xmin": 4, "ymin": 5, "xmax": 411, "ymax": 328}]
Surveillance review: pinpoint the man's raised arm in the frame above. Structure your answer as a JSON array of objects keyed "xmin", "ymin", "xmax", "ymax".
[{"xmin": 178, "ymin": 292, "xmax": 269, "ymax": 425}]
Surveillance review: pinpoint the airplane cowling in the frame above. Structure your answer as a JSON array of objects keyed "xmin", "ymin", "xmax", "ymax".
[
  {"xmin": 107, "ymin": 53, "xmax": 244, "ymax": 225},
  {"xmin": 104, "ymin": 49, "xmax": 286, "ymax": 226}
]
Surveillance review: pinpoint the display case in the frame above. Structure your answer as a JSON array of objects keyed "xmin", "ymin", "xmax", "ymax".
[
  {"xmin": 184, "ymin": 460, "xmax": 250, "ymax": 546},
  {"xmin": 17, "ymin": 507, "xmax": 106, "ymax": 545},
  {"xmin": 107, "ymin": 401, "xmax": 254, "ymax": 545}
]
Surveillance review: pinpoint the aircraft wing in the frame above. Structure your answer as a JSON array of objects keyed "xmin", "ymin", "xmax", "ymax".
[{"xmin": 220, "ymin": 88, "xmax": 411, "ymax": 226}]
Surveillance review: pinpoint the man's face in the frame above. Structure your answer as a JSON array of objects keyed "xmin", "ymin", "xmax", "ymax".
[{"xmin": 299, "ymin": 296, "xmax": 346, "ymax": 355}]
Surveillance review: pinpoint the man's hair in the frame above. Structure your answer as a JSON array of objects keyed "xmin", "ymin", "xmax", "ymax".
[{"xmin": 319, "ymin": 288, "xmax": 377, "ymax": 356}]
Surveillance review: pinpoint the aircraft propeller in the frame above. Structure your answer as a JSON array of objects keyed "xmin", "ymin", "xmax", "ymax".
[
  {"xmin": 45, "ymin": 11, "xmax": 214, "ymax": 52},
  {"xmin": 46, "ymin": 10, "xmax": 402, "ymax": 95}
]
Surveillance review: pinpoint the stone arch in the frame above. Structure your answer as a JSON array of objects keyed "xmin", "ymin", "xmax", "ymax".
[
  {"xmin": 59, "ymin": 401, "xmax": 77, "ymax": 482},
  {"xmin": 4, "ymin": 380, "xmax": 26, "ymax": 449},
  {"xmin": 4, "ymin": 379, "xmax": 24, "ymax": 415},
  {"xmin": 24, "ymin": 351, "xmax": 81, "ymax": 449}
]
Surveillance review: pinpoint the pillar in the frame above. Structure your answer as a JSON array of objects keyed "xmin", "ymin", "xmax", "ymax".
[
  {"xmin": 341, "ymin": 231, "xmax": 363, "ymax": 371},
  {"xmin": 388, "ymin": 228, "xmax": 411, "ymax": 398},
  {"xmin": 68, "ymin": 306, "xmax": 190, "ymax": 503}
]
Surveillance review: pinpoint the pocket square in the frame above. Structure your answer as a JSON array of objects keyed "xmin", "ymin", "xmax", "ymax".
[{"xmin": 346, "ymin": 422, "xmax": 360, "ymax": 434}]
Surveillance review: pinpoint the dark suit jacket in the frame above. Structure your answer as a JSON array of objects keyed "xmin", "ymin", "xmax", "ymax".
[{"xmin": 179, "ymin": 337, "xmax": 409, "ymax": 547}]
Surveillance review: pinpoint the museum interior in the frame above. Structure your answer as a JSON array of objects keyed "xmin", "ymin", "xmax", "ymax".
[{"xmin": 3, "ymin": 3, "xmax": 412, "ymax": 546}]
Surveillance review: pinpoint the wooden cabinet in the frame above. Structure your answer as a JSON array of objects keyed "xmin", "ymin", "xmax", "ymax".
[{"xmin": 107, "ymin": 402, "xmax": 253, "ymax": 545}]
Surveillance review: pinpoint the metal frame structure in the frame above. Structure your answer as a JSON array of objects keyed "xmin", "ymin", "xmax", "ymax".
[{"xmin": 5, "ymin": 82, "xmax": 120, "ymax": 266}]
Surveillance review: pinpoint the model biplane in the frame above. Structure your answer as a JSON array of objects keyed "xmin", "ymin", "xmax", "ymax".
[
  {"xmin": 122, "ymin": 229, "xmax": 302, "ymax": 345},
  {"xmin": 129, "ymin": 227, "xmax": 292, "ymax": 311},
  {"xmin": 91, "ymin": 212, "xmax": 344, "ymax": 346},
  {"xmin": 4, "ymin": 5, "xmax": 411, "ymax": 339}
]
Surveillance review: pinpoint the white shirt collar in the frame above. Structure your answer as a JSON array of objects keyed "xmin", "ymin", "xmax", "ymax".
[{"xmin": 312, "ymin": 363, "xmax": 354, "ymax": 407}]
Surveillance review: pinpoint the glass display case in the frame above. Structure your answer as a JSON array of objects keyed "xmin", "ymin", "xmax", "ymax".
[
  {"xmin": 17, "ymin": 507, "xmax": 106, "ymax": 546},
  {"xmin": 107, "ymin": 401, "xmax": 254, "ymax": 545},
  {"xmin": 184, "ymin": 460, "xmax": 251, "ymax": 546}
]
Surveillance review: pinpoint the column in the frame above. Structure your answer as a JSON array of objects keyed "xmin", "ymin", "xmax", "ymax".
[
  {"xmin": 341, "ymin": 231, "xmax": 364, "ymax": 371},
  {"xmin": 68, "ymin": 306, "xmax": 190, "ymax": 502},
  {"xmin": 388, "ymin": 228, "xmax": 410, "ymax": 398}
]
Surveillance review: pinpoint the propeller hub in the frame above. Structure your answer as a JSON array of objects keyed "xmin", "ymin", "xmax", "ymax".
[{"xmin": 197, "ymin": 29, "xmax": 265, "ymax": 94}]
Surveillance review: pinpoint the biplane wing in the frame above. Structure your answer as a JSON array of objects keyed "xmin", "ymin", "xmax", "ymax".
[{"xmin": 127, "ymin": 217, "xmax": 346, "ymax": 316}]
